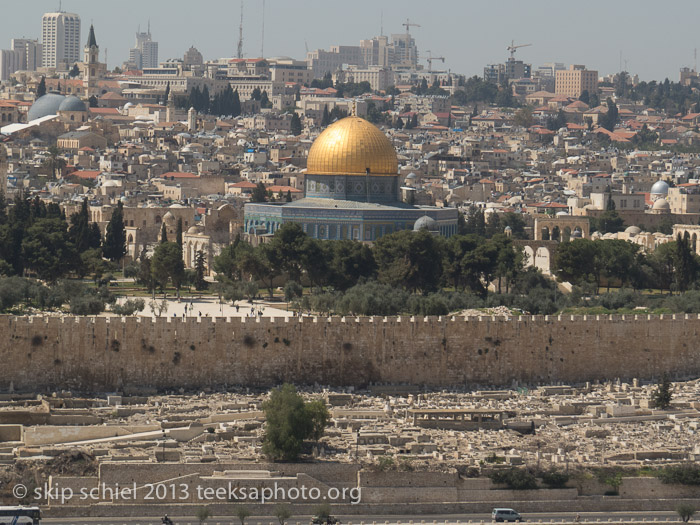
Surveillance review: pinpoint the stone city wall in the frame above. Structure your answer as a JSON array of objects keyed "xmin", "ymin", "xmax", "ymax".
[{"xmin": 2, "ymin": 314, "xmax": 700, "ymax": 392}]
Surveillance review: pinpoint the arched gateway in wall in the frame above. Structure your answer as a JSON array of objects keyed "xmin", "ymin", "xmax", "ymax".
[{"xmin": 534, "ymin": 216, "xmax": 590, "ymax": 241}]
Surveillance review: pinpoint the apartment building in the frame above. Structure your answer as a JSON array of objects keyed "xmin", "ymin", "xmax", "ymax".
[
  {"xmin": 41, "ymin": 11, "xmax": 81, "ymax": 69},
  {"xmin": 555, "ymin": 64, "xmax": 598, "ymax": 98}
]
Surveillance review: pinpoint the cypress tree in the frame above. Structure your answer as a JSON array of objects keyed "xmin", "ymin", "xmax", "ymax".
[
  {"xmin": 103, "ymin": 201, "xmax": 126, "ymax": 262},
  {"xmin": 160, "ymin": 223, "xmax": 168, "ymax": 243},
  {"xmin": 37, "ymin": 77, "xmax": 46, "ymax": 98},
  {"xmin": 176, "ymin": 217, "xmax": 183, "ymax": 247},
  {"xmin": 290, "ymin": 113, "xmax": 302, "ymax": 136}
]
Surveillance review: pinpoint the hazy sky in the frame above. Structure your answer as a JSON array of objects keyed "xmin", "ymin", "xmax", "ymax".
[{"xmin": 2, "ymin": 0, "xmax": 698, "ymax": 81}]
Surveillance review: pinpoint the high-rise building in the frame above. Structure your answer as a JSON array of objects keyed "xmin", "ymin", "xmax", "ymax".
[
  {"xmin": 555, "ymin": 64, "xmax": 598, "ymax": 98},
  {"xmin": 128, "ymin": 25, "xmax": 158, "ymax": 69},
  {"xmin": 41, "ymin": 11, "xmax": 81, "ymax": 69},
  {"xmin": 11, "ymin": 38, "xmax": 43, "ymax": 71},
  {"xmin": 307, "ymin": 31, "xmax": 419, "ymax": 79},
  {"xmin": 390, "ymin": 33, "xmax": 418, "ymax": 69},
  {"xmin": 0, "ymin": 49, "xmax": 21, "ymax": 81}
]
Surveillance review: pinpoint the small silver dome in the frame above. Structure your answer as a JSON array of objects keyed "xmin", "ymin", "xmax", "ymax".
[
  {"xmin": 650, "ymin": 180, "xmax": 669, "ymax": 195},
  {"xmin": 414, "ymin": 215, "xmax": 438, "ymax": 232}
]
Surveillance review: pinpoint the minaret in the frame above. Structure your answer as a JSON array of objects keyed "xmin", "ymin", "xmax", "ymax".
[
  {"xmin": 166, "ymin": 88, "xmax": 176, "ymax": 122},
  {"xmin": 83, "ymin": 24, "xmax": 99, "ymax": 98},
  {"xmin": 187, "ymin": 107, "xmax": 196, "ymax": 131}
]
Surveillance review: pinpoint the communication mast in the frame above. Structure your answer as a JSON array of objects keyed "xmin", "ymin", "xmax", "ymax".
[{"xmin": 237, "ymin": 1, "xmax": 244, "ymax": 59}]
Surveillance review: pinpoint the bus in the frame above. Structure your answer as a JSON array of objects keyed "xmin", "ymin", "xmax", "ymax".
[{"xmin": 0, "ymin": 506, "xmax": 41, "ymax": 524}]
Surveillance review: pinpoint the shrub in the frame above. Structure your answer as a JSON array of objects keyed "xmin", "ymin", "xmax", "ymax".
[
  {"xmin": 111, "ymin": 298, "xmax": 145, "ymax": 316},
  {"xmin": 658, "ymin": 464, "xmax": 700, "ymax": 486},
  {"xmin": 540, "ymin": 469, "xmax": 570, "ymax": 488},
  {"xmin": 70, "ymin": 295, "xmax": 105, "ymax": 315},
  {"xmin": 677, "ymin": 504, "xmax": 696, "ymax": 523},
  {"xmin": 490, "ymin": 468, "xmax": 538, "ymax": 490}
]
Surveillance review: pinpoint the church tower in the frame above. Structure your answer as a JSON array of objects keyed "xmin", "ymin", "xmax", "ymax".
[{"xmin": 83, "ymin": 24, "xmax": 99, "ymax": 99}]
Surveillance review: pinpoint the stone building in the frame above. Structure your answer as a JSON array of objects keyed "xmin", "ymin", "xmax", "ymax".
[{"xmin": 244, "ymin": 116, "xmax": 459, "ymax": 240}]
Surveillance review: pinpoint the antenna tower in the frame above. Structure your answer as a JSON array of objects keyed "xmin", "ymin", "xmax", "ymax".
[
  {"xmin": 260, "ymin": 0, "xmax": 265, "ymax": 57},
  {"xmin": 237, "ymin": 1, "xmax": 244, "ymax": 59}
]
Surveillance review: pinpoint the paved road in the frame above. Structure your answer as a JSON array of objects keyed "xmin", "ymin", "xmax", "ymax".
[{"xmin": 41, "ymin": 510, "xmax": 682, "ymax": 524}]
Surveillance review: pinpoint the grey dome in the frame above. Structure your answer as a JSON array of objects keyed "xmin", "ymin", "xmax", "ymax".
[
  {"xmin": 414, "ymin": 215, "xmax": 438, "ymax": 232},
  {"xmin": 571, "ymin": 229, "xmax": 583, "ymax": 238},
  {"xmin": 406, "ymin": 172, "xmax": 417, "ymax": 179},
  {"xmin": 58, "ymin": 95, "xmax": 87, "ymax": 112},
  {"xmin": 625, "ymin": 225, "xmax": 641, "ymax": 235},
  {"xmin": 650, "ymin": 180, "xmax": 669, "ymax": 195},
  {"xmin": 27, "ymin": 93, "xmax": 66, "ymax": 121}
]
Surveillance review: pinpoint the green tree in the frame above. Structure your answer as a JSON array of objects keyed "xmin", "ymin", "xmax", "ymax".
[
  {"xmin": 176, "ymin": 218, "xmax": 183, "ymax": 247},
  {"xmin": 374, "ymin": 230, "xmax": 444, "ymax": 293},
  {"xmin": 653, "ymin": 375, "xmax": 673, "ymax": 409},
  {"xmin": 103, "ymin": 202, "xmax": 126, "ymax": 262},
  {"xmin": 555, "ymin": 239, "xmax": 602, "ymax": 292},
  {"xmin": 274, "ymin": 505, "xmax": 291, "ymax": 525},
  {"xmin": 22, "ymin": 218, "xmax": 78, "ymax": 282},
  {"xmin": 240, "ymin": 243, "xmax": 281, "ymax": 298},
  {"xmin": 321, "ymin": 105, "xmax": 331, "ymax": 126},
  {"xmin": 213, "ymin": 236, "xmax": 252, "ymax": 281},
  {"xmin": 251, "ymin": 182, "xmax": 268, "ymax": 203},
  {"xmin": 290, "ymin": 112, "xmax": 302, "ymax": 136},
  {"xmin": 261, "ymin": 384, "xmax": 330, "ymax": 461},
  {"xmin": 600, "ymin": 98, "xmax": 619, "ymax": 131},
  {"xmin": 514, "ymin": 105, "xmax": 534, "ymax": 128},
  {"xmin": 45, "ymin": 145, "xmax": 65, "ymax": 179},
  {"xmin": 283, "ymin": 280, "xmax": 303, "ymax": 303},
  {"xmin": 268, "ymin": 223, "xmax": 307, "ymax": 282},
  {"xmin": 327, "ymin": 240, "xmax": 377, "ymax": 290},
  {"xmin": 68, "ymin": 198, "xmax": 95, "ymax": 253},
  {"xmin": 235, "ymin": 506, "xmax": 251, "ymax": 525},
  {"xmin": 37, "ymin": 76, "xmax": 46, "ymax": 98},
  {"xmin": 677, "ymin": 504, "xmax": 696, "ymax": 523},
  {"xmin": 194, "ymin": 250, "xmax": 208, "ymax": 291},
  {"xmin": 151, "ymin": 241, "xmax": 185, "ymax": 293},
  {"xmin": 69, "ymin": 64, "xmax": 80, "ymax": 78},
  {"xmin": 196, "ymin": 506, "xmax": 211, "ymax": 524},
  {"xmin": 591, "ymin": 210, "xmax": 625, "ymax": 234},
  {"xmin": 160, "ymin": 223, "xmax": 168, "ymax": 243},
  {"xmin": 675, "ymin": 233, "xmax": 697, "ymax": 292}
]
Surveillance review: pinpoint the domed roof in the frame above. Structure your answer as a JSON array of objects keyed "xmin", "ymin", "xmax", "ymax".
[
  {"xmin": 163, "ymin": 211, "xmax": 176, "ymax": 222},
  {"xmin": 307, "ymin": 116, "xmax": 398, "ymax": 177},
  {"xmin": 406, "ymin": 172, "xmax": 417, "ymax": 179},
  {"xmin": 28, "ymin": 93, "xmax": 66, "ymax": 121},
  {"xmin": 187, "ymin": 226, "xmax": 203, "ymax": 234},
  {"xmin": 571, "ymin": 229, "xmax": 583, "ymax": 238},
  {"xmin": 413, "ymin": 215, "xmax": 438, "ymax": 232},
  {"xmin": 58, "ymin": 95, "xmax": 87, "ymax": 112},
  {"xmin": 651, "ymin": 180, "xmax": 669, "ymax": 195},
  {"xmin": 653, "ymin": 198, "xmax": 670, "ymax": 211},
  {"xmin": 625, "ymin": 225, "xmax": 642, "ymax": 235}
]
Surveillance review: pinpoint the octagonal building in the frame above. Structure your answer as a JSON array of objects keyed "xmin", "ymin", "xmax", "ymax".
[{"xmin": 244, "ymin": 116, "xmax": 458, "ymax": 241}]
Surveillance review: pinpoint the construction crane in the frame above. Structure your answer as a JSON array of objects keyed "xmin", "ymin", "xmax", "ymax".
[
  {"xmin": 402, "ymin": 18, "xmax": 420, "ymax": 34},
  {"xmin": 425, "ymin": 50, "xmax": 445, "ymax": 72},
  {"xmin": 507, "ymin": 40, "xmax": 531, "ymax": 60}
]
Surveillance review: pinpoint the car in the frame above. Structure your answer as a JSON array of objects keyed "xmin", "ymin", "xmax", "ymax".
[
  {"xmin": 491, "ymin": 507, "xmax": 522, "ymax": 522},
  {"xmin": 311, "ymin": 516, "xmax": 340, "ymax": 525}
]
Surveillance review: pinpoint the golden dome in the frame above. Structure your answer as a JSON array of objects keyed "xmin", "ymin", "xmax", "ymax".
[{"xmin": 307, "ymin": 116, "xmax": 398, "ymax": 177}]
